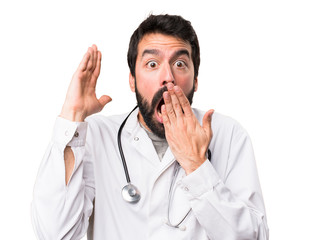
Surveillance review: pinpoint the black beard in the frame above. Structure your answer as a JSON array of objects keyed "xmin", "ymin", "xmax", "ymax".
[{"xmin": 135, "ymin": 81, "xmax": 195, "ymax": 139}]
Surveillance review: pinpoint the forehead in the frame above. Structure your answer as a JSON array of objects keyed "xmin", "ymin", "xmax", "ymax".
[{"xmin": 137, "ymin": 33, "xmax": 192, "ymax": 58}]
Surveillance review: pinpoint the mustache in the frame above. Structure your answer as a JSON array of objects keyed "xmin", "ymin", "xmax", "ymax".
[{"xmin": 151, "ymin": 86, "xmax": 168, "ymax": 109}]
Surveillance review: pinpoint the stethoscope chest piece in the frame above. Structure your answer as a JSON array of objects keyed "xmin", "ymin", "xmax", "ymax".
[{"xmin": 122, "ymin": 183, "xmax": 141, "ymax": 204}]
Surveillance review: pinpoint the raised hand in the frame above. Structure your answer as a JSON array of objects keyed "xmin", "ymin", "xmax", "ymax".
[
  {"xmin": 60, "ymin": 45, "xmax": 112, "ymax": 122},
  {"xmin": 161, "ymin": 83, "xmax": 214, "ymax": 175}
]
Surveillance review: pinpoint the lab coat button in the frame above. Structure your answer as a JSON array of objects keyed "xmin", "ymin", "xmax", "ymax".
[
  {"xmin": 184, "ymin": 187, "xmax": 189, "ymax": 191},
  {"xmin": 65, "ymin": 130, "xmax": 69, "ymax": 136},
  {"xmin": 179, "ymin": 225, "xmax": 186, "ymax": 231},
  {"xmin": 74, "ymin": 131, "xmax": 79, "ymax": 137},
  {"xmin": 134, "ymin": 137, "xmax": 139, "ymax": 141}
]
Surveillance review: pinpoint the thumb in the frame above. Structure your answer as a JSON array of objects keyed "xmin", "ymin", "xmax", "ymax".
[
  {"xmin": 202, "ymin": 109, "xmax": 215, "ymax": 137},
  {"xmin": 98, "ymin": 95, "xmax": 112, "ymax": 110}
]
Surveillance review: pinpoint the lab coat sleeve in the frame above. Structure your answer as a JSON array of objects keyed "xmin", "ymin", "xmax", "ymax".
[
  {"xmin": 179, "ymin": 123, "xmax": 269, "ymax": 240},
  {"xmin": 31, "ymin": 117, "xmax": 95, "ymax": 240}
]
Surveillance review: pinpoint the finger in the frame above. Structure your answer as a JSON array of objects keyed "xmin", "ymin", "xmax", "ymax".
[
  {"xmin": 78, "ymin": 51, "xmax": 91, "ymax": 71},
  {"xmin": 87, "ymin": 47, "xmax": 94, "ymax": 71},
  {"xmin": 163, "ymin": 91, "xmax": 176, "ymax": 122},
  {"xmin": 93, "ymin": 51, "xmax": 102, "ymax": 79},
  {"xmin": 92, "ymin": 44, "xmax": 98, "ymax": 71},
  {"xmin": 202, "ymin": 109, "xmax": 215, "ymax": 138},
  {"xmin": 98, "ymin": 95, "xmax": 112, "ymax": 110},
  {"xmin": 174, "ymin": 85, "xmax": 193, "ymax": 118},
  {"xmin": 167, "ymin": 83, "xmax": 183, "ymax": 118},
  {"xmin": 161, "ymin": 104, "xmax": 170, "ymax": 127}
]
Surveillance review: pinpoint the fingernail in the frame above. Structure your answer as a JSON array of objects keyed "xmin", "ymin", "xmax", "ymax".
[
  {"xmin": 174, "ymin": 86, "xmax": 180, "ymax": 92},
  {"xmin": 164, "ymin": 91, "xmax": 170, "ymax": 99}
]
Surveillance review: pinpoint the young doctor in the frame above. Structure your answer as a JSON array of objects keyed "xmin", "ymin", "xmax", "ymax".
[{"xmin": 32, "ymin": 14, "xmax": 269, "ymax": 239}]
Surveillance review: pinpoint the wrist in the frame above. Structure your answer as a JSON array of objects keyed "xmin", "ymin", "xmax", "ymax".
[
  {"xmin": 181, "ymin": 156, "xmax": 207, "ymax": 175},
  {"xmin": 60, "ymin": 106, "xmax": 86, "ymax": 122}
]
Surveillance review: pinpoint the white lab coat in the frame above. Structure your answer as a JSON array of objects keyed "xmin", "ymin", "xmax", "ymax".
[{"xmin": 31, "ymin": 108, "xmax": 269, "ymax": 240}]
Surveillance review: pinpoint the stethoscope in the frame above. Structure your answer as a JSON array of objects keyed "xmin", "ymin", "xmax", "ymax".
[
  {"xmin": 118, "ymin": 106, "xmax": 141, "ymax": 204},
  {"xmin": 118, "ymin": 106, "xmax": 211, "ymax": 228}
]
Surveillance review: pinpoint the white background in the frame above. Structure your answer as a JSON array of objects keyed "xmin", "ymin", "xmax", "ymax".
[{"xmin": 1, "ymin": 0, "xmax": 314, "ymax": 239}]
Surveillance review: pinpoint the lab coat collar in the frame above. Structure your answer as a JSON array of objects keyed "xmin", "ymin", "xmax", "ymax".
[
  {"xmin": 122, "ymin": 107, "xmax": 161, "ymax": 166},
  {"xmin": 122, "ymin": 107, "xmax": 176, "ymax": 171},
  {"xmin": 123, "ymin": 107, "xmax": 140, "ymax": 134}
]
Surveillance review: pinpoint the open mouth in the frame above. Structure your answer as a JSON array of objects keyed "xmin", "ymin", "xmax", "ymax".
[{"xmin": 155, "ymin": 98, "xmax": 165, "ymax": 123}]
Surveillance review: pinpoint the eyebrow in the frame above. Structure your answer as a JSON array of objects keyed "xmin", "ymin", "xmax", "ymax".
[
  {"xmin": 172, "ymin": 49, "xmax": 190, "ymax": 60},
  {"xmin": 141, "ymin": 49, "xmax": 190, "ymax": 60},
  {"xmin": 141, "ymin": 49, "xmax": 160, "ymax": 58}
]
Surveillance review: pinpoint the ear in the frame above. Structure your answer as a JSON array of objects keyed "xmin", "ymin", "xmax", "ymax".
[
  {"xmin": 194, "ymin": 77, "xmax": 198, "ymax": 92},
  {"xmin": 129, "ymin": 72, "xmax": 136, "ymax": 92}
]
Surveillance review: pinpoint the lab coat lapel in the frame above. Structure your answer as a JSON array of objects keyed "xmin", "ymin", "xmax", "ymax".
[
  {"xmin": 130, "ymin": 128, "xmax": 161, "ymax": 166},
  {"xmin": 122, "ymin": 107, "xmax": 176, "ymax": 171},
  {"xmin": 160, "ymin": 147, "xmax": 176, "ymax": 170},
  {"xmin": 123, "ymin": 108, "xmax": 161, "ymax": 165}
]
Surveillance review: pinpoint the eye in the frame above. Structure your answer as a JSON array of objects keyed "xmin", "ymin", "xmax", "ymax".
[
  {"xmin": 147, "ymin": 61, "xmax": 158, "ymax": 69},
  {"xmin": 175, "ymin": 60, "xmax": 186, "ymax": 68}
]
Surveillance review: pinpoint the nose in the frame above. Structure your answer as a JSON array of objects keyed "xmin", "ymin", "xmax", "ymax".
[{"xmin": 160, "ymin": 63, "xmax": 175, "ymax": 86}]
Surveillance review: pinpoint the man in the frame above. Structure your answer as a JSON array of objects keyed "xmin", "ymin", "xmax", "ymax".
[{"xmin": 32, "ymin": 14, "xmax": 269, "ymax": 239}]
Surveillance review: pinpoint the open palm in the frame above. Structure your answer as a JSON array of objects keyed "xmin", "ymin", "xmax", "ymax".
[{"xmin": 60, "ymin": 45, "xmax": 111, "ymax": 122}]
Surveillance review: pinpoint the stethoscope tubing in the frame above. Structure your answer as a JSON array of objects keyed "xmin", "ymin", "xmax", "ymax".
[
  {"xmin": 117, "ymin": 105, "xmax": 138, "ymax": 184},
  {"xmin": 117, "ymin": 105, "xmax": 212, "ymax": 210}
]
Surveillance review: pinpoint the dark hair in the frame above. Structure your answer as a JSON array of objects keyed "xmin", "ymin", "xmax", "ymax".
[{"xmin": 127, "ymin": 14, "xmax": 200, "ymax": 79}]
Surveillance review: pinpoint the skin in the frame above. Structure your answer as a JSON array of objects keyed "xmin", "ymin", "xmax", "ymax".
[
  {"xmin": 131, "ymin": 33, "xmax": 196, "ymax": 138},
  {"xmin": 60, "ymin": 45, "xmax": 111, "ymax": 122},
  {"xmin": 161, "ymin": 83, "xmax": 214, "ymax": 174},
  {"xmin": 129, "ymin": 33, "xmax": 214, "ymax": 174},
  {"xmin": 60, "ymin": 45, "xmax": 111, "ymax": 185},
  {"xmin": 60, "ymin": 34, "xmax": 214, "ymax": 184}
]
